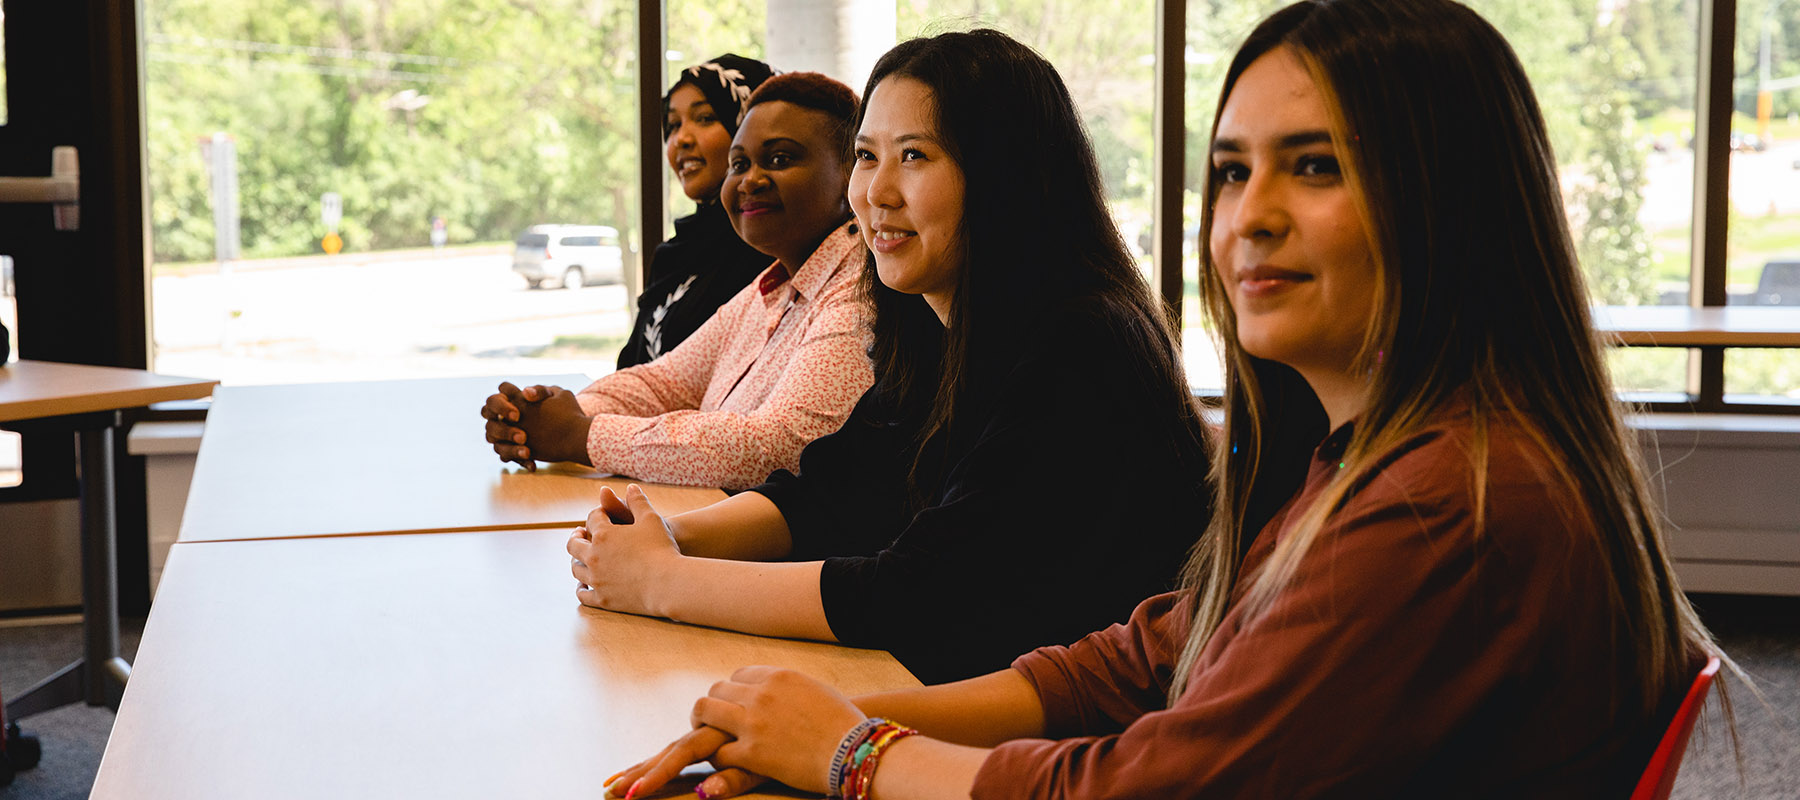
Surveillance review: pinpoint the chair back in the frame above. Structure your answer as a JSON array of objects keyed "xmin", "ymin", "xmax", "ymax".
[{"xmin": 1629, "ymin": 655, "xmax": 1722, "ymax": 800}]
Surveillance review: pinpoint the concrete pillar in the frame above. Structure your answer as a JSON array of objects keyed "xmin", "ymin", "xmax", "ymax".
[{"xmin": 766, "ymin": 0, "xmax": 896, "ymax": 93}]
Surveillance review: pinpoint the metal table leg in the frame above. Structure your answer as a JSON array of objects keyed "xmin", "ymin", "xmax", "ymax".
[{"xmin": 3, "ymin": 411, "xmax": 129, "ymax": 721}]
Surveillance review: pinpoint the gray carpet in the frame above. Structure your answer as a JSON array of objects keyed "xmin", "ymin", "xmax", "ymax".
[{"xmin": 1, "ymin": 594, "xmax": 1796, "ymax": 799}]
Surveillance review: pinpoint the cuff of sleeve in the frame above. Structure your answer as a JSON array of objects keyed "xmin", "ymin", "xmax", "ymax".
[
  {"xmin": 1011, "ymin": 649, "xmax": 1087, "ymax": 739},
  {"xmin": 971, "ymin": 738, "xmax": 1061, "ymax": 800},
  {"xmin": 575, "ymin": 390, "xmax": 604, "ymax": 417},
  {"xmin": 585, "ymin": 414, "xmax": 640, "ymax": 474},
  {"xmin": 749, "ymin": 471, "xmax": 823, "ymax": 556},
  {"xmin": 816, "ymin": 556, "xmax": 873, "ymax": 647}
]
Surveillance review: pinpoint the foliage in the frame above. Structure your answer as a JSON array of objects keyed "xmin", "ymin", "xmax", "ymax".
[
  {"xmin": 1571, "ymin": 17, "xmax": 1658, "ymax": 305},
  {"xmin": 899, "ymin": 0, "xmax": 1162, "ymax": 217},
  {"xmin": 145, "ymin": 0, "xmax": 644, "ymax": 263},
  {"xmin": 141, "ymin": 0, "xmax": 1800, "ymax": 321}
]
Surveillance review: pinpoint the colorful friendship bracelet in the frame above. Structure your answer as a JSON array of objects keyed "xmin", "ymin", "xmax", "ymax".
[
  {"xmin": 842, "ymin": 721, "xmax": 919, "ymax": 800},
  {"xmin": 827, "ymin": 717, "xmax": 886, "ymax": 797}
]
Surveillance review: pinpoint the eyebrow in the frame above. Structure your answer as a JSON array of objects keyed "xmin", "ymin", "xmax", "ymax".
[
  {"xmin": 730, "ymin": 137, "xmax": 808, "ymax": 154},
  {"xmin": 1210, "ymin": 129, "xmax": 1334, "ymax": 154},
  {"xmin": 854, "ymin": 132, "xmax": 941, "ymax": 147}
]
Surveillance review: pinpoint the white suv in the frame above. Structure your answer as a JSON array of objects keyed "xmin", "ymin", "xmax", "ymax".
[{"xmin": 512, "ymin": 225, "xmax": 624, "ymax": 290}]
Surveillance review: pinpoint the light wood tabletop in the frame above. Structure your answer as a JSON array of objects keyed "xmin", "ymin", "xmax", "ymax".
[
  {"xmin": 1593, "ymin": 305, "xmax": 1800, "ymax": 347},
  {"xmin": 0, "ymin": 359, "xmax": 217, "ymax": 422},
  {"xmin": 178, "ymin": 376, "xmax": 727, "ymax": 543},
  {"xmin": 93, "ymin": 528, "xmax": 919, "ymax": 800}
]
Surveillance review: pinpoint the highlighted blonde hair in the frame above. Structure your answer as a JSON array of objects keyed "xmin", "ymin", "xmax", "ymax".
[{"xmin": 1173, "ymin": 0, "xmax": 1724, "ymax": 725}]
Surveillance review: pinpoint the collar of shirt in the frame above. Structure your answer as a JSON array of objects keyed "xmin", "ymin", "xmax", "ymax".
[{"xmin": 755, "ymin": 219, "xmax": 861, "ymax": 311}]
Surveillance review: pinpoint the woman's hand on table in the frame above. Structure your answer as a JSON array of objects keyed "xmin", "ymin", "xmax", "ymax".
[
  {"xmin": 569, "ymin": 485, "xmax": 684, "ymax": 618},
  {"xmin": 482, "ymin": 382, "xmax": 536, "ymax": 470},
  {"xmin": 483, "ymin": 382, "xmax": 594, "ymax": 469},
  {"xmin": 606, "ymin": 666, "xmax": 867, "ymax": 799}
]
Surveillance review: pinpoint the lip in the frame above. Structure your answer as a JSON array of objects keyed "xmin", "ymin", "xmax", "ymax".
[
  {"xmin": 737, "ymin": 200, "xmax": 780, "ymax": 217},
  {"xmin": 867, "ymin": 223, "xmax": 917, "ymax": 255},
  {"xmin": 1235, "ymin": 264, "xmax": 1311, "ymax": 298},
  {"xmin": 675, "ymin": 157, "xmax": 706, "ymax": 177}
]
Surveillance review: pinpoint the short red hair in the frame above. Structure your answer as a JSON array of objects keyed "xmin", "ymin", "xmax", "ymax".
[{"xmin": 744, "ymin": 72, "xmax": 860, "ymax": 161}]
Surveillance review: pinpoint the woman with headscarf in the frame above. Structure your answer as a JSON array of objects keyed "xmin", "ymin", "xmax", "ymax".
[{"xmin": 616, "ymin": 54, "xmax": 778, "ymax": 369}]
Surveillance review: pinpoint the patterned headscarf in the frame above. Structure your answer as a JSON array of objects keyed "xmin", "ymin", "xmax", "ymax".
[{"xmin": 664, "ymin": 54, "xmax": 778, "ymax": 139}]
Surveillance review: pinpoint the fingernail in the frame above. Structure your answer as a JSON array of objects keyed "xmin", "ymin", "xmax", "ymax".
[
  {"xmin": 513, "ymin": 431, "xmax": 526, "ymax": 443},
  {"xmin": 625, "ymin": 778, "xmax": 644, "ymax": 800},
  {"xmin": 695, "ymin": 780, "xmax": 712, "ymax": 799},
  {"xmin": 605, "ymin": 771, "xmax": 626, "ymax": 787}
]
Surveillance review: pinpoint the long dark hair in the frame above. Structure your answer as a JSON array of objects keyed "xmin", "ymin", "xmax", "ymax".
[
  {"xmin": 1172, "ymin": 0, "xmax": 1722, "ymax": 717},
  {"xmin": 856, "ymin": 30, "xmax": 1207, "ymax": 499}
]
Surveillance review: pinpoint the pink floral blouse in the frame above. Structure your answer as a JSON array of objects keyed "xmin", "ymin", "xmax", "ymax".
[{"xmin": 573, "ymin": 221, "xmax": 872, "ymax": 490}]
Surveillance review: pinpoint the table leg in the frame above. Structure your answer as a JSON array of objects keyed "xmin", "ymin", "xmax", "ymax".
[
  {"xmin": 1, "ymin": 414, "xmax": 130, "ymax": 722},
  {"xmin": 77, "ymin": 420, "xmax": 130, "ymax": 706}
]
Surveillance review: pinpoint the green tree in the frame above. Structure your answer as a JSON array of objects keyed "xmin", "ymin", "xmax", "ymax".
[{"xmin": 1572, "ymin": 17, "xmax": 1658, "ymax": 304}]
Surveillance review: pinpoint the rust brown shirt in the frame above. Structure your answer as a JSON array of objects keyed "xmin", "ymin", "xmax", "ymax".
[{"xmin": 975, "ymin": 408, "xmax": 1676, "ymax": 798}]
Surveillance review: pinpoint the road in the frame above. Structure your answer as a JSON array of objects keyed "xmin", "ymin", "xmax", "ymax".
[
  {"xmin": 152, "ymin": 250, "xmax": 634, "ymax": 385},
  {"xmin": 1642, "ymin": 141, "xmax": 1800, "ymax": 230}
]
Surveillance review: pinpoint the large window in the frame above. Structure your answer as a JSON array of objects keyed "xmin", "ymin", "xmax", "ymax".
[
  {"xmin": 143, "ymin": 0, "xmax": 645, "ymax": 383},
  {"xmin": 133, "ymin": 0, "xmax": 1798, "ymax": 407}
]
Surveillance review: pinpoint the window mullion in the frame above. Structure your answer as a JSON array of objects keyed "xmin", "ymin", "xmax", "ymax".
[{"xmin": 1690, "ymin": 0, "xmax": 1735, "ymax": 407}]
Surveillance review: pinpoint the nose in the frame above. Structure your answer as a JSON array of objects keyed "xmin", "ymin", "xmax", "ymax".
[
  {"xmin": 740, "ymin": 162, "xmax": 771, "ymax": 193},
  {"xmin": 670, "ymin": 124, "xmax": 695, "ymax": 150},
  {"xmin": 862, "ymin": 159, "xmax": 902, "ymax": 209},
  {"xmin": 1225, "ymin": 171, "xmax": 1289, "ymax": 241}
]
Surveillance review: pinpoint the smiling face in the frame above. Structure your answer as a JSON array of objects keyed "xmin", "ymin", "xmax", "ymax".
[
  {"xmin": 720, "ymin": 100, "xmax": 853, "ymax": 270},
  {"xmin": 664, "ymin": 83, "xmax": 733, "ymax": 202},
  {"xmin": 1209, "ymin": 46, "xmax": 1378, "ymax": 401},
  {"xmin": 849, "ymin": 77, "xmax": 966, "ymax": 322}
]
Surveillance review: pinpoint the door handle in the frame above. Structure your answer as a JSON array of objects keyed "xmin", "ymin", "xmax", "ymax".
[{"xmin": 0, "ymin": 146, "xmax": 80, "ymax": 230}]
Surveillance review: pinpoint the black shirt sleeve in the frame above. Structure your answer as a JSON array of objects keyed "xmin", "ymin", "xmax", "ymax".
[{"xmin": 751, "ymin": 388, "xmax": 913, "ymax": 562}]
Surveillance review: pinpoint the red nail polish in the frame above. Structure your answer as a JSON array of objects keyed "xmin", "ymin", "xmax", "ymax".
[
  {"xmin": 695, "ymin": 784, "xmax": 711, "ymax": 800},
  {"xmin": 625, "ymin": 778, "xmax": 644, "ymax": 800}
]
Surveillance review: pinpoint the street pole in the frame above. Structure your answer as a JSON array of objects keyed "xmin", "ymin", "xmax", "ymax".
[{"xmin": 1761, "ymin": 1, "xmax": 1775, "ymax": 144}]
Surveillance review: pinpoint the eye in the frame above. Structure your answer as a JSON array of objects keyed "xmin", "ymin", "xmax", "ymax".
[
  {"xmin": 854, "ymin": 148, "xmax": 876, "ymax": 163},
  {"xmin": 695, "ymin": 111, "xmax": 719, "ymax": 125},
  {"xmin": 728, "ymin": 156, "xmax": 749, "ymax": 173},
  {"xmin": 767, "ymin": 151, "xmax": 793, "ymax": 168},
  {"xmin": 1296, "ymin": 154, "xmax": 1341, "ymax": 179},
  {"xmin": 1213, "ymin": 161, "xmax": 1249, "ymax": 184},
  {"xmin": 901, "ymin": 148, "xmax": 926, "ymax": 162}
]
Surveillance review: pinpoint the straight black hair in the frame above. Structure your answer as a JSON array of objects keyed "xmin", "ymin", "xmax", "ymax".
[{"xmin": 855, "ymin": 29, "xmax": 1209, "ymax": 502}]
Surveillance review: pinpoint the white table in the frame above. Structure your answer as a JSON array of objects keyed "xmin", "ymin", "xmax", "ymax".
[
  {"xmin": 93, "ymin": 529, "xmax": 919, "ymax": 799},
  {"xmin": 179, "ymin": 375, "xmax": 725, "ymax": 542}
]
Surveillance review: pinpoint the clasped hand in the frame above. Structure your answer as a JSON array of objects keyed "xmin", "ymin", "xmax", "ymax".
[
  {"xmin": 603, "ymin": 666, "xmax": 868, "ymax": 800},
  {"xmin": 568, "ymin": 485, "xmax": 684, "ymax": 618},
  {"xmin": 482, "ymin": 381, "xmax": 593, "ymax": 470}
]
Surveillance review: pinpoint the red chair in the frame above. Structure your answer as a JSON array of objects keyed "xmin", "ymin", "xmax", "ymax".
[{"xmin": 1630, "ymin": 655, "xmax": 1722, "ymax": 800}]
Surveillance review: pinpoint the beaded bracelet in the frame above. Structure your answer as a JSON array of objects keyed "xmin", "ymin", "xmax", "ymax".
[
  {"xmin": 842, "ymin": 721, "xmax": 919, "ymax": 800},
  {"xmin": 827, "ymin": 717, "xmax": 886, "ymax": 797}
]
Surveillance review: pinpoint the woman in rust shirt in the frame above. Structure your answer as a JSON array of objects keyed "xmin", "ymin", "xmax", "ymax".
[{"xmin": 602, "ymin": 2, "xmax": 1730, "ymax": 798}]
